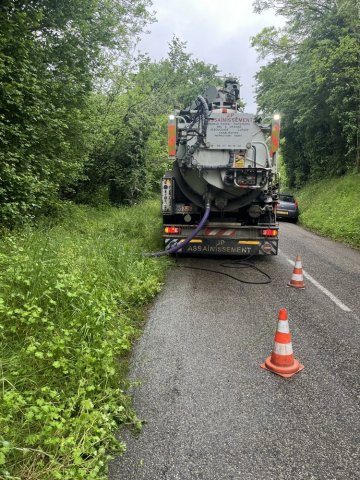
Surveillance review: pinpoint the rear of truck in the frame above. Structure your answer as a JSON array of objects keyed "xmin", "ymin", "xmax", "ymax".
[
  {"xmin": 163, "ymin": 223, "xmax": 278, "ymax": 256},
  {"xmin": 161, "ymin": 80, "xmax": 280, "ymax": 256},
  {"xmin": 161, "ymin": 175, "xmax": 279, "ymax": 256}
]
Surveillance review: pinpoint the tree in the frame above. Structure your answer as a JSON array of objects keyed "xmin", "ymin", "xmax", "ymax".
[
  {"xmin": 0, "ymin": 0, "xmax": 154, "ymax": 227},
  {"xmin": 252, "ymin": 0, "xmax": 360, "ymax": 186},
  {"xmin": 80, "ymin": 37, "xmax": 220, "ymax": 205}
]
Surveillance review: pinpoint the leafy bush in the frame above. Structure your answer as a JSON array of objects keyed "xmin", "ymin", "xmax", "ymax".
[{"xmin": 0, "ymin": 200, "xmax": 170, "ymax": 479}]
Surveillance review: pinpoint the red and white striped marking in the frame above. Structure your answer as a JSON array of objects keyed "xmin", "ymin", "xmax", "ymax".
[
  {"xmin": 271, "ymin": 311, "xmax": 295, "ymax": 367},
  {"xmin": 288, "ymin": 255, "xmax": 305, "ymax": 288},
  {"xmin": 203, "ymin": 228, "xmax": 236, "ymax": 237},
  {"xmin": 261, "ymin": 308, "xmax": 304, "ymax": 378}
]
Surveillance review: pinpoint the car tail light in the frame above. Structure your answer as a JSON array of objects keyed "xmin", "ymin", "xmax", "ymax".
[
  {"xmin": 164, "ymin": 226, "xmax": 182, "ymax": 234},
  {"xmin": 262, "ymin": 229, "xmax": 278, "ymax": 237}
]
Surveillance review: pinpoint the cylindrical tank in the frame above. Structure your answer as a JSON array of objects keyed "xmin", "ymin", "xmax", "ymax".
[{"xmin": 170, "ymin": 82, "xmax": 279, "ymax": 216}]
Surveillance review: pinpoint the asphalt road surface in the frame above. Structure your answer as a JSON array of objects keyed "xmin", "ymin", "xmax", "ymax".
[{"xmin": 109, "ymin": 222, "xmax": 360, "ymax": 480}]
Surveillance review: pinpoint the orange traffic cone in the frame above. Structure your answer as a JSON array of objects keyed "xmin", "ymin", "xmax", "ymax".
[
  {"xmin": 288, "ymin": 255, "xmax": 305, "ymax": 289},
  {"xmin": 261, "ymin": 308, "xmax": 304, "ymax": 378}
]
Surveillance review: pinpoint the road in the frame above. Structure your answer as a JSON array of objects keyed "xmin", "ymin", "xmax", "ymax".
[{"xmin": 109, "ymin": 222, "xmax": 360, "ymax": 480}]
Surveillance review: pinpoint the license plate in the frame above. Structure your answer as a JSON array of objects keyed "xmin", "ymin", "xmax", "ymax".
[{"xmin": 277, "ymin": 210, "xmax": 288, "ymax": 215}]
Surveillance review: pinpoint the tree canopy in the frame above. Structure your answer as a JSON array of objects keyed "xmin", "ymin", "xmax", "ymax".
[
  {"xmin": 0, "ymin": 0, "xmax": 154, "ymax": 227},
  {"xmin": 252, "ymin": 0, "xmax": 359, "ymax": 187},
  {"xmin": 67, "ymin": 36, "xmax": 220, "ymax": 206},
  {"xmin": 0, "ymin": 1, "xmax": 220, "ymax": 228}
]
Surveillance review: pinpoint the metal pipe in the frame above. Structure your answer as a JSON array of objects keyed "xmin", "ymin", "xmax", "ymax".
[{"xmin": 252, "ymin": 145, "xmax": 257, "ymax": 168}]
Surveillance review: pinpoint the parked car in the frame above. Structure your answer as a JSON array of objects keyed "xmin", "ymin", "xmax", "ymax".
[{"xmin": 276, "ymin": 193, "xmax": 299, "ymax": 222}]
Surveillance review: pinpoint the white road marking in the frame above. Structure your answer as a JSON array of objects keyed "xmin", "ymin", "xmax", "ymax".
[{"xmin": 281, "ymin": 253, "xmax": 352, "ymax": 313}]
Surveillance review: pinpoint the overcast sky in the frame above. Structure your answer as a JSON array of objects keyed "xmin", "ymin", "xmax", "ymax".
[{"xmin": 139, "ymin": 0, "xmax": 284, "ymax": 113}]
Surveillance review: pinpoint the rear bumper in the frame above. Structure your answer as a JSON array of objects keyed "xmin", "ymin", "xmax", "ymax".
[
  {"xmin": 276, "ymin": 210, "xmax": 298, "ymax": 220},
  {"xmin": 164, "ymin": 237, "xmax": 278, "ymax": 256}
]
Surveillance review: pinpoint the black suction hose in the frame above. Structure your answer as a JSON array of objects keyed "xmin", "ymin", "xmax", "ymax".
[
  {"xmin": 184, "ymin": 95, "xmax": 209, "ymax": 164},
  {"xmin": 145, "ymin": 202, "xmax": 211, "ymax": 257}
]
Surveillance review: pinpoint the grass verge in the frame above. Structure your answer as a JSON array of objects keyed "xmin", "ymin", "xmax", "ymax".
[
  {"xmin": 0, "ymin": 199, "xmax": 171, "ymax": 479},
  {"xmin": 296, "ymin": 173, "xmax": 360, "ymax": 248}
]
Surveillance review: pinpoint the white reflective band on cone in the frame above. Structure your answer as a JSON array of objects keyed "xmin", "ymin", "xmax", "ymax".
[
  {"xmin": 274, "ymin": 342, "xmax": 293, "ymax": 355},
  {"xmin": 295, "ymin": 261, "xmax": 302, "ymax": 268},
  {"xmin": 291, "ymin": 273, "xmax": 304, "ymax": 281},
  {"xmin": 277, "ymin": 321, "xmax": 290, "ymax": 333}
]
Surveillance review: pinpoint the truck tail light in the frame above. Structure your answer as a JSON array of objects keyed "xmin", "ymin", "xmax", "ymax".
[
  {"xmin": 164, "ymin": 227, "xmax": 182, "ymax": 234},
  {"xmin": 262, "ymin": 229, "xmax": 278, "ymax": 237}
]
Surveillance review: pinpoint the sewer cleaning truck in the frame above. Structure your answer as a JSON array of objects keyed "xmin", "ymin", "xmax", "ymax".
[{"xmin": 161, "ymin": 79, "xmax": 280, "ymax": 256}]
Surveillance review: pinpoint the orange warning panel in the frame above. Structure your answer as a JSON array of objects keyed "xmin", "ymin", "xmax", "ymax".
[
  {"xmin": 270, "ymin": 118, "xmax": 280, "ymax": 155},
  {"xmin": 168, "ymin": 118, "xmax": 176, "ymax": 157}
]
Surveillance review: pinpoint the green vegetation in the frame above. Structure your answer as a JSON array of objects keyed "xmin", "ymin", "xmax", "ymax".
[
  {"xmin": 253, "ymin": 2, "xmax": 359, "ymax": 248},
  {"xmin": 0, "ymin": 0, "xmax": 219, "ymax": 229},
  {"xmin": 0, "ymin": 3, "xmax": 219, "ymax": 478},
  {"xmin": 0, "ymin": 200, "xmax": 170, "ymax": 479},
  {"xmin": 84, "ymin": 36, "xmax": 219, "ymax": 207},
  {"xmin": 296, "ymin": 173, "xmax": 360, "ymax": 247},
  {"xmin": 0, "ymin": 0, "xmax": 154, "ymax": 227},
  {"xmin": 1, "ymin": 1, "xmax": 358, "ymax": 478},
  {"xmin": 252, "ymin": 0, "xmax": 359, "ymax": 188}
]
